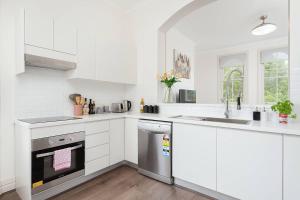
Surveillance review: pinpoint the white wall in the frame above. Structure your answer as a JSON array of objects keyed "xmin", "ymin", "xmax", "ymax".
[
  {"xmin": 195, "ymin": 37, "xmax": 288, "ymax": 104},
  {"xmin": 290, "ymin": 0, "xmax": 300, "ymax": 115},
  {"xmin": 126, "ymin": 0, "xmax": 212, "ymax": 106},
  {"xmin": 165, "ymin": 28, "xmax": 195, "ymax": 101},
  {"xmin": 15, "ymin": 67, "xmax": 126, "ymax": 119},
  {"xmin": 0, "ymin": 0, "xmax": 131, "ymax": 193},
  {"xmin": 0, "ymin": 0, "xmax": 18, "ymax": 193}
]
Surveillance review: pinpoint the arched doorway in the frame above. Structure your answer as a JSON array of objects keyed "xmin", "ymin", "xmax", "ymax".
[{"xmin": 156, "ymin": 0, "xmax": 217, "ymax": 102}]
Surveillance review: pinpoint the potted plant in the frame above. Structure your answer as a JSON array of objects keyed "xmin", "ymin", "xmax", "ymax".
[
  {"xmin": 271, "ymin": 100, "xmax": 297, "ymax": 124},
  {"xmin": 159, "ymin": 70, "xmax": 181, "ymax": 103}
]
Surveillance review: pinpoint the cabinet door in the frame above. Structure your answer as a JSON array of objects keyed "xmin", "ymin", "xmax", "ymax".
[
  {"xmin": 73, "ymin": 28, "xmax": 96, "ymax": 80},
  {"xmin": 173, "ymin": 123, "xmax": 217, "ymax": 190},
  {"xmin": 110, "ymin": 119, "xmax": 125, "ymax": 165},
  {"xmin": 217, "ymin": 128, "xmax": 282, "ymax": 200},
  {"xmin": 284, "ymin": 135, "xmax": 300, "ymax": 200},
  {"xmin": 53, "ymin": 18, "xmax": 77, "ymax": 55},
  {"xmin": 24, "ymin": 9, "xmax": 53, "ymax": 49},
  {"xmin": 95, "ymin": 18, "xmax": 136, "ymax": 84},
  {"xmin": 125, "ymin": 118, "xmax": 138, "ymax": 164}
]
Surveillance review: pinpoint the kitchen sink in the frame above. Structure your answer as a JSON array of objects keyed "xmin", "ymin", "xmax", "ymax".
[{"xmin": 170, "ymin": 115, "xmax": 250, "ymax": 125}]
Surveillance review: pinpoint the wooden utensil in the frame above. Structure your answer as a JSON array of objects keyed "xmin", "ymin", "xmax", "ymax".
[
  {"xmin": 69, "ymin": 93, "xmax": 81, "ymax": 104},
  {"xmin": 75, "ymin": 96, "xmax": 81, "ymax": 105}
]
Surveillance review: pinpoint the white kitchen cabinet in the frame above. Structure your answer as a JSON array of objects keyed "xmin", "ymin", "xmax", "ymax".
[
  {"xmin": 85, "ymin": 120, "xmax": 110, "ymax": 176},
  {"xmin": 173, "ymin": 123, "xmax": 217, "ymax": 190},
  {"xmin": 69, "ymin": 28, "xmax": 96, "ymax": 80},
  {"xmin": 284, "ymin": 135, "xmax": 300, "ymax": 200},
  {"xmin": 110, "ymin": 119, "xmax": 125, "ymax": 165},
  {"xmin": 95, "ymin": 18, "xmax": 136, "ymax": 85},
  {"xmin": 217, "ymin": 128, "xmax": 282, "ymax": 200},
  {"xmin": 24, "ymin": 9, "xmax": 53, "ymax": 49},
  {"xmin": 53, "ymin": 18, "xmax": 77, "ymax": 55},
  {"xmin": 17, "ymin": 9, "xmax": 77, "ymax": 75},
  {"xmin": 86, "ymin": 132, "xmax": 109, "ymax": 148},
  {"xmin": 85, "ymin": 156, "xmax": 109, "ymax": 176},
  {"xmin": 125, "ymin": 118, "xmax": 138, "ymax": 164}
]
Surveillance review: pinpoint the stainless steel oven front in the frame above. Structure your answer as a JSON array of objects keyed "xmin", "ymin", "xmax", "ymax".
[{"xmin": 31, "ymin": 132, "xmax": 85, "ymax": 195}]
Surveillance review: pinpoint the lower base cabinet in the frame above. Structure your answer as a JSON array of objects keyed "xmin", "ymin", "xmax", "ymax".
[
  {"xmin": 173, "ymin": 123, "xmax": 217, "ymax": 190},
  {"xmin": 125, "ymin": 118, "xmax": 138, "ymax": 164},
  {"xmin": 284, "ymin": 135, "xmax": 300, "ymax": 200},
  {"xmin": 217, "ymin": 128, "xmax": 282, "ymax": 200},
  {"xmin": 85, "ymin": 156, "xmax": 109, "ymax": 175},
  {"xmin": 109, "ymin": 119, "xmax": 125, "ymax": 165}
]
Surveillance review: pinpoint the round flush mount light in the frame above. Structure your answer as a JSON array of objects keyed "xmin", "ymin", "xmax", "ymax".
[{"xmin": 251, "ymin": 15, "xmax": 277, "ymax": 36}]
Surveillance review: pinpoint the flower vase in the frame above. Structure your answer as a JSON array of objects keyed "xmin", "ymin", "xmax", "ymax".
[{"xmin": 163, "ymin": 87, "xmax": 174, "ymax": 103}]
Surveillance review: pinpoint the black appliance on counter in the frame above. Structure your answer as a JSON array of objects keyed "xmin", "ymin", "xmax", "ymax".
[{"xmin": 178, "ymin": 89, "xmax": 196, "ymax": 103}]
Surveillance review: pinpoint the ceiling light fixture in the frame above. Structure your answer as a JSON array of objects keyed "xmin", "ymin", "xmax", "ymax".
[{"xmin": 251, "ymin": 15, "xmax": 277, "ymax": 36}]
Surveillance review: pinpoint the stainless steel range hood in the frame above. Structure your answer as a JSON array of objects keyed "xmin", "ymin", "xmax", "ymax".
[{"xmin": 25, "ymin": 54, "xmax": 77, "ymax": 71}]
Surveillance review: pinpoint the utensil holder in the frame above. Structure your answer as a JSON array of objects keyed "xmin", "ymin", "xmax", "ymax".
[{"xmin": 74, "ymin": 105, "xmax": 83, "ymax": 116}]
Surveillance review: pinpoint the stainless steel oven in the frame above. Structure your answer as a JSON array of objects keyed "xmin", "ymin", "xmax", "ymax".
[{"xmin": 31, "ymin": 132, "xmax": 85, "ymax": 195}]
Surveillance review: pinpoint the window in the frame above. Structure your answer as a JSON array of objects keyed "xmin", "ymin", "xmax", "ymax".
[
  {"xmin": 261, "ymin": 48, "xmax": 289, "ymax": 104},
  {"xmin": 219, "ymin": 54, "xmax": 247, "ymax": 103}
]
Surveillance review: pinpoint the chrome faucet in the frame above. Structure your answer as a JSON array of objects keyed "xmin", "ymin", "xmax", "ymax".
[{"xmin": 224, "ymin": 69, "xmax": 243, "ymax": 118}]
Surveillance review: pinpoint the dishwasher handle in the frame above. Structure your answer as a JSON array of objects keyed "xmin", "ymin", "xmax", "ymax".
[{"xmin": 138, "ymin": 121, "xmax": 171, "ymax": 133}]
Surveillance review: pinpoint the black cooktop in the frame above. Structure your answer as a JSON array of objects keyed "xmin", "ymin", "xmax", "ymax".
[{"xmin": 19, "ymin": 116, "xmax": 81, "ymax": 124}]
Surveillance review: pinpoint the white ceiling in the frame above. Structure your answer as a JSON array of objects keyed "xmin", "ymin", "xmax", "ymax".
[
  {"xmin": 109, "ymin": 0, "xmax": 147, "ymax": 12},
  {"xmin": 173, "ymin": 0, "xmax": 288, "ymax": 51}
]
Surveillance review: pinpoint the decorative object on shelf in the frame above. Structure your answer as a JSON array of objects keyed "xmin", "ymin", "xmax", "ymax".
[
  {"xmin": 173, "ymin": 49, "xmax": 191, "ymax": 79},
  {"xmin": 159, "ymin": 70, "xmax": 181, "ymax": 103},
  {"xmin": 271, "ymin": 100, "xmax": 297, "ymax": 124}
]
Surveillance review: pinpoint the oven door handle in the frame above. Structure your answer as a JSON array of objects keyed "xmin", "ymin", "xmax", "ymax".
[{"xmin": 35, "ymin": 144, "xmax": 83, "ymax": 158}]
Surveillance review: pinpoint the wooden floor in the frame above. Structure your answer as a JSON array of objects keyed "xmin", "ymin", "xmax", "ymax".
[{"xmin": 0, "ymin": 166, "xmax": 215, "ymax": 200}]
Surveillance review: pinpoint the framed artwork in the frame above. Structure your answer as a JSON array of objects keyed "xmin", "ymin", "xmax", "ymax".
[{"xmin": 173, "ymin": 49, "xmax": 191, "ymax": 79}]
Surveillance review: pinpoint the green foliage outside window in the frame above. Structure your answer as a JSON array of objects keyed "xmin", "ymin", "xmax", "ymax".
[{"xmin": 264, "ymin": 60, "xmax": 289, "ymax": 104}]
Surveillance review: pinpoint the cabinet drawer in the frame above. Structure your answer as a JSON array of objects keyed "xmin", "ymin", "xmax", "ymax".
[
  {"xmin": 85, "ymin": 156, "xmax": 109, "ymax": 176},
  {"xmin": 86, "ymin": 132, "xmax": 109, "ymax": 148},
  {"xmin": 86, "ymin": 121, "xmax": 109, "ymax": 135},
  {"xmin": 86, "ymin": 144, "xmax": 109, "ymax": 162}
]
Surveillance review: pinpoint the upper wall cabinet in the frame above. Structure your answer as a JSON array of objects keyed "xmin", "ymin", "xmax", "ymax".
[
  {"xmin": 69, "ymin": 18, "xmax": 137, "ymax": 84},
  {"xmin": 68, "ymin": 28, "xmax": 96, "ymax": 80},
  {"xmin": 95, "ymin": 26, "xmax": 137, "ymax": 85},
  {"xmin": 24, "ymin": 10, "xmax": 54, "ymax": 49},
  {"xmin": 24, "ymin": 9, "xmax": 77, "ymax": 55},
  {"xmin": 16, "ymin": 9, "xmax": 77, "ymax": 74},
  {"xmin": 53, "ymin": 18, "xmax": 77, "ymax": 55}
]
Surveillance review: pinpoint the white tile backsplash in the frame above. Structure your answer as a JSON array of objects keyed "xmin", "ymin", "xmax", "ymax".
[{"xmin": 15, "ymin": 67, "xmax": 126, "ymax": 119}]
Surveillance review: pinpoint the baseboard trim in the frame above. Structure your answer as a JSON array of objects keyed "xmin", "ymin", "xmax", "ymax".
[
  {"xmin": 0, "ymin": 178, "xmax": 16, "ymax": 194},
  {"xmin": 7, "ymin": 162, "xmax": 238, "ymax": 200},
  {"xmin": 32, "ymin": 161, "xmax": 126, "ymax": 200},
  {"xmin": 174, "ymin": 178, "xmax": 239, "ymax": 200},
  {"xmin": 123, "ymin": 160, "xmax": 138, "ymax": 169}
]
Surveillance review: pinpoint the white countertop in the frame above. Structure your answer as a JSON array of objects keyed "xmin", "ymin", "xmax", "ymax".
[{"xmin": 15, "ymin": 112, "xmax": 300, "ymax": 136}]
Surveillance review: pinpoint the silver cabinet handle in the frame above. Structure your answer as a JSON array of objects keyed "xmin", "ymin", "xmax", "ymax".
[{"xmin": 36, "ymin": 144, "xmax": 83, "ymax": 158}]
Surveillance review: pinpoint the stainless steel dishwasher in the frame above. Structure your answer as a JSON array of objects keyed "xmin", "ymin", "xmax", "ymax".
[{"xmin": 138, "ymin": 120, "xmax": 173, "ymax": 184}]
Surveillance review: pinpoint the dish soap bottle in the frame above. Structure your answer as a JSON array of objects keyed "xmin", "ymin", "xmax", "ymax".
[{"xmin": 140, "ymin": 98, "xmax": 145, "ymax": 113}]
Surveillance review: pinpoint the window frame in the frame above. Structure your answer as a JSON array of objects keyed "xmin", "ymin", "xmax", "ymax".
[{"xmin": 258, "ymin": 46, "xmax": 290, "ymax": 104}]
